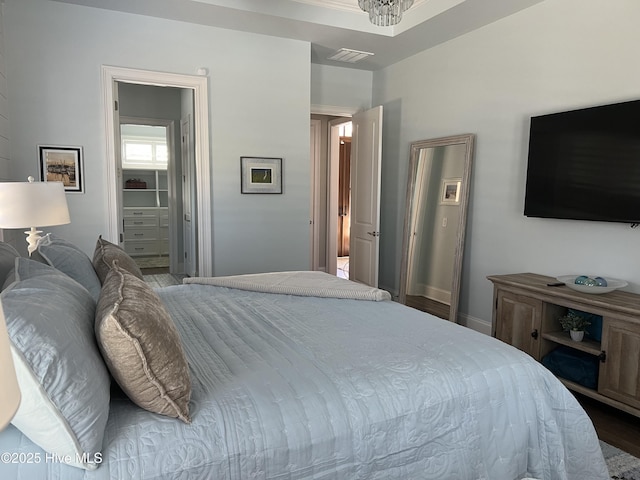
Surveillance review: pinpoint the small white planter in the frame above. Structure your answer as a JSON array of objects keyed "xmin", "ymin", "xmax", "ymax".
[{"xmin": 570, "ymin": 330, "xmax": 584, "ymax": 342}]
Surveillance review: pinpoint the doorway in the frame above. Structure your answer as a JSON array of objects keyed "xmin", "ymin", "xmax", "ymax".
[
  {"xmin": 101, "ymin": 65, "xmax": 212, "ymax": 277},
  {"xmin": 336, "ymin": 124, "xmax": 352, "ymax": 280},
  {"xmin": 327, "ymin": 117, "xmax": 353, "ymax": 277},
  {"xmin": 117, "ymin": 84, "xmax": 190, "ymax": 274},
  {"xmin": 311, "ymin": 107, "xmax": 382, "ymax": 287}
]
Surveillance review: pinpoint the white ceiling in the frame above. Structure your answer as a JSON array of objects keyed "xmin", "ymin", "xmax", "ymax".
[{"xmin": 52, "ymin": 0, "xmax": 545, "ymax": 70}]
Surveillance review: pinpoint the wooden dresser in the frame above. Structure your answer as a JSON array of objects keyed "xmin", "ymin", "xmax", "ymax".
[{"xmin": 488, "ymin": 273, "xmax": 640, "ymax": 418}]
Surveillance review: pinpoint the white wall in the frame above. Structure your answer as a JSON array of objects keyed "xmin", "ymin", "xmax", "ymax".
[
  {"xmin": 0, "ymin": 2, "xmax": 18, "ymax": 248},
  {"xmin": 374, "ymin": 0, "xmax": 640, "ymax": 327},
  {"xmin": 311, "ymin": 64, "xmax": 373, "ymax": 114},
  {"xmin": 4, "ymin": 0, "xmax": 311, "ymax": 275},
  {"xmin": 0, "ymin": 3, "xmax": 8, "ymax": 184}
]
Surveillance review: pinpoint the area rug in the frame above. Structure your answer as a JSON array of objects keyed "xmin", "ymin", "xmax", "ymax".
[{"xmin": 602, "ymin": 441, "xmax": 640, "ymax": 479}]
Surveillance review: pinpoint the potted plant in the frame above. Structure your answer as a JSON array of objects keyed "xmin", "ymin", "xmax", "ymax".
[{"xmin": 558, "ymin": 312, "xmax": 591, "ymax": 342}]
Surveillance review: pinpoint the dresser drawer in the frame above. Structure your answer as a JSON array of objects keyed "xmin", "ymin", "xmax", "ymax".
[
  {"xmin": 125, "ymin": 217, "xmax": 157, "ymax": 228},
  {"xmin": 124, "ymin": 226, "xmax": 158, "ymax": 241},
  {"xmin": 124, "ymin": 240, "xmax": 159, "ymax": 256},
  {"xmin": 124, "ymin": 207, "xmax": 157, "ymax": 218}
]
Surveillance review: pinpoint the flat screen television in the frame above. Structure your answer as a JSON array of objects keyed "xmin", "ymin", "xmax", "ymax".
[{"xmin": 524, "ymin": 99, "xmax": 640, "ymax": 224}]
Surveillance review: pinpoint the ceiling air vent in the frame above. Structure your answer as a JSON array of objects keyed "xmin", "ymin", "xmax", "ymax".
[{"xmin": 327, "ymin": 48, "xmax": 374, "ymax": 63}]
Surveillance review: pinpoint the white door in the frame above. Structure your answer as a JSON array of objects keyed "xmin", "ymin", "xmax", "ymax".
[
  {"xmin": 309, "ymin": 119, "xmax": 321, "ymax": 271},
  {"xmin": 349, "ymin": 106, "xmax": 383, "ymax": 287},
  {"xmin": 181, "ymin": 115, "xmax": 197, "ymax": 277},
  {"xmin": 112, "ymin": 81, "xmax": 124, "ymax": 246}
]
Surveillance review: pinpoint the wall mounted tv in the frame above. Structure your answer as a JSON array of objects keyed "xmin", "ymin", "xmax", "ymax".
[{"xmin": 524, "ymin": 99, "xmax": 640, "ymax": 224}]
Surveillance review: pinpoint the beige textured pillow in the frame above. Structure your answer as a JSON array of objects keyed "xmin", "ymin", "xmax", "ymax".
[
  {"xmin": 95, "ymin": 263, "xmax": 191, "ymax": 423},
  {"xmin": 92, "ymin": 235, "xmax": 144, "ymax": 284}
]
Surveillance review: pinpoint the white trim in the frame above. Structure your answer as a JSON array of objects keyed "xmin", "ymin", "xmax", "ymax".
[
  {"xmin": 457, "ymin": 313, "xmax": 492, "ymax": 336},
  {"xmin": 410, "ymin": 284, "xmax": 451, "ymax": 305},
  {"xmin": 292, "ymin": 0, "xmax": 428, "ymax": 14},
  {"xmin": 291, "ymin": 0, "xmax": 362, "ymax": 13},
  {"xmin": 101, "ymin": 65, "xmax": 212, "ymax": 277},
  {"xmin": 311, "ymin": 104, "xmax": 358, "ymax": 117}
]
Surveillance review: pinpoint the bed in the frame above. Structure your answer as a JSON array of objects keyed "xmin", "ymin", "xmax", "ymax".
[{"xmin": 0, "ymin": 236, "xmax": 609, "ymax": 479}]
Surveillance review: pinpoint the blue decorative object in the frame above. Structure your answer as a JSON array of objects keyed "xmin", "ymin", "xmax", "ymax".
[
  {"xmin": 595, "ymin": 276, "xmax": 608, "ymax": 287},
  {"xmin": 557, "ymin": 275, "xmax": 628, "ymax": 294}
]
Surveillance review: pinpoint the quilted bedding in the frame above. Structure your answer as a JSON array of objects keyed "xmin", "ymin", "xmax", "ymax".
[{"xmin": 0, "ymin": 283, "xmax": 608, "ymax": 479}]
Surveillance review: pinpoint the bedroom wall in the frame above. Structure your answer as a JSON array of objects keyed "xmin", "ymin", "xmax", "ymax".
[
  {"xmin": 3, "ymin": 0, "xmax": 311, "ymax": 275},
  {"xmin": 0, "ymin": 3, "xmax": 17, "ymax": 248},
  {"xmin": 0, "ymin": 3, "xmax": 8, "ymax": 185},
  {"xmin": 373, "ymin": 0, "xmax": 640, "ymax": 329},
  {"xmin": 311, "ymin": 64, "xmax": 372, "ymax": 114}
]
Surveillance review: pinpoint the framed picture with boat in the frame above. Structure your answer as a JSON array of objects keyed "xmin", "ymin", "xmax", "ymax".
[{"xmin": 39, "ymin": 145, "xmax": 84, "ymax": 193}]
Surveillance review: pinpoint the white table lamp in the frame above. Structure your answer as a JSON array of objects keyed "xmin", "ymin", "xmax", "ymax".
[
  {"xmin": 0, "ymin": 301, "xmax": 20, "ymax": 430},
  {"xmin": 0, "ymin": 177, "xmax": 71, "ymax": 255}
]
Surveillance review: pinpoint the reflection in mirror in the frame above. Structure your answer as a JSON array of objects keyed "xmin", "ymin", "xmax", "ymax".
[{"xmin": 399, "ymin": 134, "xmax": 475, "ymax": 323}]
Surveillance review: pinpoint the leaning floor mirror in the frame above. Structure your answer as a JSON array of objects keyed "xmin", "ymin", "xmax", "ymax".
[{"xmin": 399, "ymin": 134, "xmax": 475, "ymax": 323}]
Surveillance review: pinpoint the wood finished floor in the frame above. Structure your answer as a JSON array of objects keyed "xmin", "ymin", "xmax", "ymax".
[
  {"xmin": 405, "ymin": 295, "xmax": 450, "ymax": 320},
  {"xmin": 576, "ymin": 393, "xmax": 640, "ymax": 457},
  {"xmin": 140, "ymin": 267, "xmax": 170, "ymax": 275}
]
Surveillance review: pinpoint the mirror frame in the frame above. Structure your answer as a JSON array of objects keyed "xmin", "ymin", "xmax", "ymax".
[{"xmin": 398, "ymin": 133, "xmax": 475, "ymax": 323}]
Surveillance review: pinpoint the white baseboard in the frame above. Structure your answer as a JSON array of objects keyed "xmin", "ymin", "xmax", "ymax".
[
  {"xmin": 409, "ymin": 283, "xmax": 451, "ymax": 304},
  {"xmin": 382, "ymin": 285, "xmax": 492, "ymax": 336},
  {"xmin": 457, "ymin": 312, "xmax": 492, "ymax": 336}
]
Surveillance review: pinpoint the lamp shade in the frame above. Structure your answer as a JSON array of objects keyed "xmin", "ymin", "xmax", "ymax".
[
  {"xmin": 0, "ymin": 301, "xmax": 20, "ymax": 430},
  {"xmin": 0, "ymin": 180, "xmax": 71, "ymax": 229}
]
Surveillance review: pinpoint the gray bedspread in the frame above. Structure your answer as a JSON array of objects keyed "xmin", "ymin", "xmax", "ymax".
[{"xmin": 0, "ymin": 284, "xmax": 608, "ymax": 479}]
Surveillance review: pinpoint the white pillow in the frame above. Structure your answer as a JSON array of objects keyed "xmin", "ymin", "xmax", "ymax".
[
  {"xmin": 2, "ymin": 258, "xmax": 109, "ymax": 470},
  {"xmin": 36, "ymin": 234, "xmax": 102, "ymax": 301}
]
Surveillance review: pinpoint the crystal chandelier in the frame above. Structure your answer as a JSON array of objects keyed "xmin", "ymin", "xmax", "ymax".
[{"xmin": 358, "ymin": 0, "xmax": 414, "ymax": 26}]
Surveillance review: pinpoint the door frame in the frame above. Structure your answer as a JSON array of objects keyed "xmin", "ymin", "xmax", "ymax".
[{"xmin": 101, "ymin": 65, "xmax": 212, "ymax": 277}]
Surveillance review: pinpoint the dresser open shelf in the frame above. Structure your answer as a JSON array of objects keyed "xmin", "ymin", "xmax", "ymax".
[{"xmin": 488, "ymin": 273, "xmax": 640, "ymax": 418}]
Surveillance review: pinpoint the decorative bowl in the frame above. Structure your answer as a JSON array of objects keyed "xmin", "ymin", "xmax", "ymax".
[{"xmin": 556, "ymin": 275, "xmax": 628, "ymax": 295}]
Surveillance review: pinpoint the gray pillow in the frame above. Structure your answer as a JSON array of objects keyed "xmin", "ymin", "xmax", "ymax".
[
  {"xmin": 0, "ymin": 241, "xmax": 20, "ymax": 290},
  {"xmin": 2, "ymin": 257, "xmax": 110, "ymax": 470},
  {"xmin": 95, "ymin": 263, "xmax": 191, "ymax": 423},
  {"xmin": 37, "ymin": 234, "xmax": 102, "ymax": 302},
  {"xmin": 92, "ymin": 235, "xmax": 143, "ymax": 284}
]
